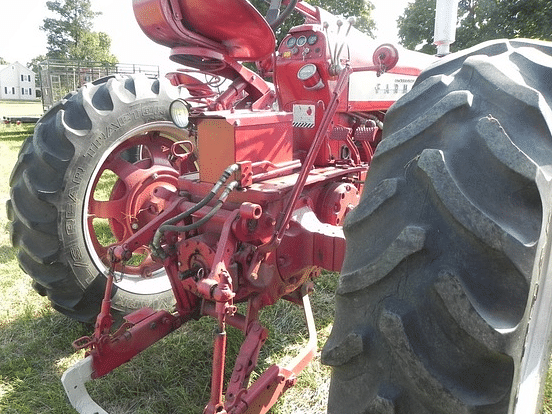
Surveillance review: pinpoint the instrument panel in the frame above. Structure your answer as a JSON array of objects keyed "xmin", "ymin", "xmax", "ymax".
[{"xmin": 279, "ymin": 31, "xmax": 325, "ymax": 60}]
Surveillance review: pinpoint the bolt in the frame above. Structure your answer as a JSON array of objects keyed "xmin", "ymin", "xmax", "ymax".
[
  {"xmin": 141, "ymin": 267, "xmax": 153, "ymax": 278},
  {"xmin": 152, "ymin": 173, "xmax": 159, "ymax": 180},
  {"xmin": 131, "ymin": 222, "xmax": 139, "ymax": 230},
  {"xmin": 149, "ymin": 322, "xmax": 157, "ymax": 330}
]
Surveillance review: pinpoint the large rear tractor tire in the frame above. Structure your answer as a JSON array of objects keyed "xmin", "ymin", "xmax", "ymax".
[
  {"xmin": 322, "ymin": 39, "xmax": 552, "ymax": 413},
  {"xmin": 8, "ymin": 74, "xmax": 192, "ymax": 322}
]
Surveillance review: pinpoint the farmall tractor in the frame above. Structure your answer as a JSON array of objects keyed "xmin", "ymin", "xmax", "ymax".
[{"xmin": 7, "ymin": 0, "xmax": 552, "ymax": 413}]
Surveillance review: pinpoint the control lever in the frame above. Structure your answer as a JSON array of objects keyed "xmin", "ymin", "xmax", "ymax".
[{"xmin": 325, "ymin": 16, "xmax": 357, "ymax": 75}]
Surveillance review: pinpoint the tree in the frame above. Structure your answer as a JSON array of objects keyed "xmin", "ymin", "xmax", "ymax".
[
  {"xmin": 0, "ymin": 57, "xmax": 8, "ymax": 65},
  {"xmin": 27, "ymin": 55, "xmax": 47, "ymax": 75},
  {"xmin": 307, "ymin": 0, "xmax": 375, "ymax": 36},
  {"xmin": 397, "ymin": 0, "xmax": 552, "ymax": 54},
  {"xmin": 41, "ymin": 0, "xmax": 117, "ymax": 64},
  {"xmin": 506, "ymin": 0, "xmax": 552, "ymax": 40},
  {"xmin": 396, "ymin": 0, "xmax": 436, "ymax": 54},
  {"xmin": 69, "ymin": 31, "xmax": 117, "ymax": 64},
  {"xmin": 249, "ymin": 0, "xmax": 376, "ymax": 42}
]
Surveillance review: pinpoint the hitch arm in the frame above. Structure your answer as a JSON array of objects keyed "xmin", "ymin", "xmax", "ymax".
[
  {"xmin": 225, "ymin": 286, "xmax": 317, "ymax": 414},
  {"xmin": 61, "ymin": 309, "xmax": 187, "ymax": 414}
]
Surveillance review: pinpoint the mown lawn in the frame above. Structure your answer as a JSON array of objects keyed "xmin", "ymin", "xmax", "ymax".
[
  {"xmin": 0, "ymin": 123, "xmax": 552, "ymax": 413},
  {"xmin": 0, "ymin": 100, "xmax": 43, "ymax": 121}
]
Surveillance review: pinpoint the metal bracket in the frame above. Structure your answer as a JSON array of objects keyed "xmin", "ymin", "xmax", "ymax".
[
  {"xmin": 61, "ymin": 355, "xmax": 108, "ymax": 414},
  {"xmin": 224, "ymin": 285, "xmax": 318, "ymax": 414}
]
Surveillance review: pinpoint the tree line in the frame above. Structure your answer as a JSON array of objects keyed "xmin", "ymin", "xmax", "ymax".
[
  {"xmin": 399, "ymin": 0, "xmax": 552, "ymax": 54},
  {"xmin": 3, "ymin": 0, "xmax": 551, "ymax": 72}
]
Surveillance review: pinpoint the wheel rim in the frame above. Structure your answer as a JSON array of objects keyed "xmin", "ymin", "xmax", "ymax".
[{"xmin": 83, "ymin": 122, "xmax": 194, "ymax": 295}]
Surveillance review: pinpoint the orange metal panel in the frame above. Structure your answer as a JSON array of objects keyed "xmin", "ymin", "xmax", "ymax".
[{"xmin": 197, "ymin": 111, "xmax": 294, "ymax": 184}]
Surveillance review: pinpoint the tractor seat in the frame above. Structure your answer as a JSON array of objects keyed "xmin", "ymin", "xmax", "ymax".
[{"xmin": 134, "ymin": 0, "xmax": 276, "ymax": 62}]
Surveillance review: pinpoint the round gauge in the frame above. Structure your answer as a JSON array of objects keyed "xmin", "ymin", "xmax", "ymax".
[
  {"xmin": 286, "ymin": 36, "xmax": 296, "ymax": 48},
  {"xmin": 296, "ymin": 35, "xmax": 307, "ymax": 47},
  {"xmin": 297, "ymin": 63, "xmax": 317, "ymax": 80},
  {"xmin": 307, "ymin": 34, "xmax": 318, "ymax": 45}
]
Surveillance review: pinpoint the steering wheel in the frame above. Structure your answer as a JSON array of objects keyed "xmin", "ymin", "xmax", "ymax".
[{"xmin": 265, "ymin": 0, "xmax": 299, "ymax": 29}]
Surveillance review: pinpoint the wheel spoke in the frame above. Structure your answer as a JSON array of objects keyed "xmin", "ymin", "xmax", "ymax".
[
  {"xmin": 88, "ymin": 198, "xmax": 128, "ymax": 220},
  {"xmin": 107, "ymin": 158, "xmax": 146, "ymax": 187},
  {"xmin": 142, "ymin": 136, "xmax": 173, "ymax": 167}
]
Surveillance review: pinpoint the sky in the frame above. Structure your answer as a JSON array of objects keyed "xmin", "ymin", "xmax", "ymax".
[{"xmin": 0, "ymin": 0, "xmax": 412, "ymax": 74}]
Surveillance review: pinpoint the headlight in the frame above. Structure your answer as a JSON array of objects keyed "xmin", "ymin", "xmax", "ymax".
[{"xmin": 169, "ymin": 99, "xmax": 190, "ymax": 128}]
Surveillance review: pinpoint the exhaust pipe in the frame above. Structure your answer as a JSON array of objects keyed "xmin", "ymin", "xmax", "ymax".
[{"xmin": 434, "ymin": 0, "xmax": 459, "ymax": 56}]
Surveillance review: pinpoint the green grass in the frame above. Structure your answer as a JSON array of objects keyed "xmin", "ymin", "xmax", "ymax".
[
  {"xmin": 1, "ymin": 122, "xmax": 552, "ymax": 413},
  {"xmin": 0, "ymin": 100, "xmax": 43, "ymax": 120}
]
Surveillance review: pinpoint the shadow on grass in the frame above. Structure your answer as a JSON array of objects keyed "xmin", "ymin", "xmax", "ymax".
[
  {"xmin": 0, "ymin": 309, "xmax": 90, "ymax": 414},
  {"xmin": 0, "ymin": 273, "xmax": 337, "ymax": 414},
  {"xmin": 0, "ymin": 245, "xmax": 16, "ymax": 264}
]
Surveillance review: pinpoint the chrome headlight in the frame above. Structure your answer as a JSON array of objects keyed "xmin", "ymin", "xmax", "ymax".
[{"xmin": 169, "ymin": 99, "xmax": 190, "ymax": 128}]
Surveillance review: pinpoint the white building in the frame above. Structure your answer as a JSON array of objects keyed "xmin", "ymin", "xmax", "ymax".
[{"xmin": 0, "ymin": 62, "xmax": 36, "ymax": 100}]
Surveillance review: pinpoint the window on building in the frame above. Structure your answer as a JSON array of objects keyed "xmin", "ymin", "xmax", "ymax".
[
  {"xmin": 28, "ymin": 75, "xmax": 31, "ymax": 82},
  {"xmin": 21, "ymin": 74, "xmax": 24, "ymax": 82},
  {"xmin": 29, "ymin": 88, "xmax": 32, "ymax": 95},
  {"xmin": 4, "ymin": 87, "xmax": 7, "ymax": 94},
  {"xmin": 22, "ymin": 88, "xmax": 25, "ymax": 95},
  {"xmin": 12, "ymin": 87, "xmax": 15, "ymax": 94}
]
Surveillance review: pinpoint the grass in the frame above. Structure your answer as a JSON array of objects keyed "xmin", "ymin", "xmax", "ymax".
[
  {"xmin": 0, "ymin": 122, "xmax": 552, "ymax": 413},
  {"xmin": 0, "ymin": 100, "xmax": 43, "ymax": 120}
]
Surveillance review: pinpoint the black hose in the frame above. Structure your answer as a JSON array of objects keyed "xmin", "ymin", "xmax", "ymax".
[
  {"xmin": 151, "ymin": 164, "xmax": 239, "ymax": 254},
  {"xmin": 158, "ymin": 180, "xmax": 238, "ymax": 235},
  {"xmin": 162, "ymin": 163, "xmax": 239, "ymax": 228}
]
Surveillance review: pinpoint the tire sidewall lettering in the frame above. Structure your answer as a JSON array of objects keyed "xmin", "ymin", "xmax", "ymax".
[{"xmin": 60, "ymin": 101, "xmax": 171, "ymax": 296}]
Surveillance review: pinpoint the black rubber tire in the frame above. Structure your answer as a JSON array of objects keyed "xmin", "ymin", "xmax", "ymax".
[
  {"xmin": 322, "ymin": 39, "xmax": 552, "ymax": 413},
  {"xmin": 7, "ymin": 74, "xmax": 186, "ymax": 323}
]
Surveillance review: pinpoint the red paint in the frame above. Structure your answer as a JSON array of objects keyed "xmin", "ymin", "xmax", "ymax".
[{"xmin": 69, "ymin": 2, "xmax": 431, "ymax": 413}]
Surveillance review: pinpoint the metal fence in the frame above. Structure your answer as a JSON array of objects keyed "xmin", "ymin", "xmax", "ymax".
[{"xmin": 39, "ymin": 60, "xmax": 160, "ymax": 111}]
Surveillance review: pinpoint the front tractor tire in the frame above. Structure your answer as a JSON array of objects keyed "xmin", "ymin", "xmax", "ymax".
[
  {"xmin": 323, "ymin": 39, "xmax": 552, "ymax": 413},
  {"xmin": 8, "ymin": 74, "xmax": 190, "ymax": 322}
]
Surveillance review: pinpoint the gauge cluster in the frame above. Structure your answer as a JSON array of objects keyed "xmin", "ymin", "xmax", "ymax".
[{"xmin": 279, "ymin": 31, "xmax": 324, "ymax": 59}]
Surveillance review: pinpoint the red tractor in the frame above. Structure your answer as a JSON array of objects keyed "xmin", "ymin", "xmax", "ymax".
[{"xmin": 7, "ymin": 0, "xmax": 552, "ymax": 413}]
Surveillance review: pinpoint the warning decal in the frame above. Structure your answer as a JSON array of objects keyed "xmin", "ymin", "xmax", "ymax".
[{"xmin": 292, "ymin": 104, "xmax": 315, "ymax": 128}]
